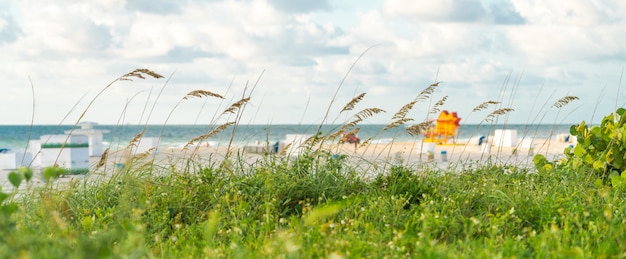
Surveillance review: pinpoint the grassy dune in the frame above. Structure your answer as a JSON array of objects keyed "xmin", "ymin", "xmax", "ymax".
[
  {"xmin": 2, "ymin": 152, "xmax": 625, "ymax": 258},
  {"xmin": 1, "ymin": 68, "xmax": 625, "ymax": 258}
]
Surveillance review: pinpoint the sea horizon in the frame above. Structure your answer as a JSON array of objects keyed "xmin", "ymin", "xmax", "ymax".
[{"xmin": 0, "ymin": 123, "xmax": 577, "ymax": 152}]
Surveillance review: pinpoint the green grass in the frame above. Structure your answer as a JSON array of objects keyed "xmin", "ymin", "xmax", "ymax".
[
  {"xmin": 3, "ymin": 67, "xmax": 622, "ymax": 258},
  {"xmin": 1, "ymin": 149, "xmax": 625, "ymax": 258}
]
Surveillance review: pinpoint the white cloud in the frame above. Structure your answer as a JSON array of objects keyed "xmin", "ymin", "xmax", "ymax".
[
  {"xmin": 0, "ymin": 0, "xmax": 624, "ymax": 125},
  {"xmin": 513, "ymin": 0, "xmax": 624, "ymax": 26},
  {"xmin": 383, "ymin": 0, "xmax": 486, "ymax": 22},
  {"xmin": 382, "ymin": 0, "xmax": 526, "ymax": 24},
  {"xmin": 267, "ymin": 0, "xmax": 331, "ymax": 13}
]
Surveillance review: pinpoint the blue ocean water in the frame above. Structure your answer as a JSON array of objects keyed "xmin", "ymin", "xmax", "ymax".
[{"xmin": 0, "ymin": 124, "xmax": 574, "ymax": 151}]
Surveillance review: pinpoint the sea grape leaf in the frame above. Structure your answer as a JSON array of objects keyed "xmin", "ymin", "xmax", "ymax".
[
  {"xmin": 570, "ymin": 125, "xmax": 576, "ymax": 135},
  {"xmin": 584, "ymin": 154, "xmax": 594, "ymax": 165},
  {"xmin": 18, "ymin": 166, "xmax": 33, "ymax": 181},
  {"xmin": 611, "ymin": 175, "xmax": 625, "ymax": 189},
  {"xmin": 575, "ymin": 121, "xmax": 586, "ymax": 135},
  {"xmin": 572, "ymin": 157, "xmax": 582, "ymax": 169},
  {"xmin": 533, "ymin": 154, "xmax": 547, "ymax": 167},
  {"xmin": 43, "ymin": 167, "xmax": 62, "ymax": 182},
  {"xmin": 606, "ymin": 149, "xmax": 614, "ymax": 163},
  {"xmin": 564, "ymin": 145, "xmax": 573, "ymax": 155},
  {"xmin": 1, "ymin": 203, "xmax": 18, "ymax": 215},
  {"xmin": 0, "ymin": 192, "xmax": 8, "ymax": 204},
  {"xmin": 543, "ymin": 164, "xmax": 553, "ymax": 172},
  {"xmin": 594, "ymin": 178, "xmax": 604, "ymax": 188},
  {"xmin": 8, "ymin": 172, "xmax": 23, "ymax": 188},
  {"xmin": 593, "ymin": 160, "xmax": 605, "ymax": 171},
  {"xmin": 573, "ymin": 145, "xmax": 585, "ymax": 158}
]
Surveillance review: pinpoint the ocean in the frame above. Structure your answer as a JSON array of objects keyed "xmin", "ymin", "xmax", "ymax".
[{"xmin": 0, "ymin": 123, "xmax": 575, "ymax": 152}]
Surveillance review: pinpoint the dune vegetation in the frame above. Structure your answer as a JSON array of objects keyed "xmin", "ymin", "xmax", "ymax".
[{"xmin": 1, "ymin": 68, "xmax": 625, "ymax": 258}]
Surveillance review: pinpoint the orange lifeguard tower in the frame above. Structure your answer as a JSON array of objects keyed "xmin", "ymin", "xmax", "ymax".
[{"xmin": 423, "ymin": 110, "xmax": 461, "ymax": 144}]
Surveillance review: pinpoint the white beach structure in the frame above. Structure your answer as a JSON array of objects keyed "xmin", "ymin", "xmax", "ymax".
[
  {"xmin": 133, "ymin": 137, "xmax": 160, "ymax": 154},
  {"xmin": 65, "ymin": 122, "xmax": 110, "ymax": 157},
  {"xmin": 27, "ymin": 140, "xmax": 41, "ymax": 167},
  {"xmin": 39, "ymin": 134, "xmax": 90, "ymax": 170},
  {"xmin": 283, "ymin": 134, "xmax": 312, "ymax": 157},
  {"xmin": 493, "ymin": 129, "xmax": 517, "ymax": 147},
  {"xmin": 0, "ymin": 150, "xmax": 32, "ymax": 170}
]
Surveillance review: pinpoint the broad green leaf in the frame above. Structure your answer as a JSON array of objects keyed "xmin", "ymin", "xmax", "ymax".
[
  {"xmin": 594, "ymin": 178, "xmax": 603, "ymax": 188},
  {"xmin": 8, "ymin": 171, "xmax": 23, "ymax": 188},
  {"xmin": 43, "ymin": 167, "xmax": 62, "ymax": 182},
  {"xmin": 533, "ymin": 154, "xmax": 547, "ymax": 167},
  {"xmin": 570, "ymin": 124, "xmax": 579, "ymax": 135},
  {"xmin": 593, "ymin": 160, "xmax": 605, "ymax": 171},
  {"xmin": 304, "ymin": 203, "xmax": 342, "ymax": 225},
  {"xmin": 572, "ymin": 157, "xmax": 583, "ymax": 169},
  {"xmin": 606, "ymin": 149, "xmax": 614, "ymax": 163},
  {"xmin": 584, "ymin": 154, "xmax": 594, "ymax": 165},
  {"xmin": 575, "ymin": 121, "xmax": 586, "ymax": 134},
  {"xmin": 564, "ymin": 145, "xmax": 573, "ymax": 155},
  {"xmin": 0, "ymin": 192, "xmax": 8, "ymax": 204},
  {"xmin": 18, "ymin": 166, "xmax": 33, "ymax": 181},
  {"xmin": 611, "ymin": 175, "xmax": 625, "ymax": 188},
  {"xmin": 543, "ymin": 164, "xmax": 553, "ymax": 172},
  {"xmin": 1, "ymin": 203, "xmax": 18, "ymax": 215},
  {"xmin": 81, "ymin": 216, "xmax": 94, "ymax": 231},
  {"xmin": 573, "ymin": 145, "xmax": 585, "ymax": 158}
]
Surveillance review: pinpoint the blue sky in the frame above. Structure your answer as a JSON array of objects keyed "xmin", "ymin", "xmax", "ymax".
[{"xmin": 1, "ymin": 0, "xmax": 625, "ymax": 125}]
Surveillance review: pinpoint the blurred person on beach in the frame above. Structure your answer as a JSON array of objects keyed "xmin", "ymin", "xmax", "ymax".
[{"xmin": 341, "ymin": 133, "xmax": 360, "ymax": 149}]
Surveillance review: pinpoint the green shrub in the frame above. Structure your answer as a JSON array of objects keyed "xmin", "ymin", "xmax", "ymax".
[{"xmin": 555, "ymin": 108, "xmax": 626, "ymax": 184}]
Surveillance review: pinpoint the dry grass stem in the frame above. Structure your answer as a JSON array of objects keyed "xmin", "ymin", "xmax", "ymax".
[
  {"xmin": 223, "ymin": 97, "xmax": 251, "ymax": 114},
  {"xmin": 341, "ymin": 93, "xmax": 366, "ymax": 112},
  {"xmin": 127, "ymin": 131, "xmax": 145, "ymax": 148},
  {"xmin": 327, "ymin": 128, "xmax": 346, "ymax": 141},
  {"xmin": 345, "ymin": 108, "xmax": 385, "ymax": 128},
  {"xmin": 384, "ymin": 118, "xmax": 415, "ymax": 130},
  {"xmin": 95, "ymin": 148, "xmax": 109, "ymax": 170},
  {"xmin": 279, "ymin": 143, "xmax": 292, "ymax": 155},
  {"xmin": 183, "ymin": 90, "xmax": 225, "ymax": 100},
  {"xmin": 553, "ymin": 96, "xmax": 580, "ymax": 108},
  {"xmin": 119, "ymin": 68, "xmax": 164, "ymax": 81},
  {"xmin": 304, "ymin": 134, "xmax": 322, "ymax": 147},
  {"xmin": 472, "ymin": 101, "xmax": 500, "ymax": 112},
  {"xmin": 358, "ymin": 137, "xmax": 372, "ymax": 148},
  {"xmin": 415, "ymin": 82, "xmax": 441, "ymax": 102},
  {"xmin": 430, "ymin": 96, "xmax": 448, "ymax": 114},
  {"xmin": 484, "ymin": 108, "xmax": 515, "ymax": 123},
  {"xmin": 130, "ymin": 148, "xmax": 155, "ymax": 163},
  {"xmin": 406, "ymin": 121, "xmax": 432, "ymax": 136},
  {"xmin": 184, "ymin": 122, "xmax": 235, "ymax": 149},
  {"xmin": 353, "ymin": 108, "xmax": 386, "ymax": 122},
  {"xmin": 391, "ymin": 101, "xmax": 417, "ymax": 120}
]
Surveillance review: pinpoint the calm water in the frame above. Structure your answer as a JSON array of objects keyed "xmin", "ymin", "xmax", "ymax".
[{"xmin": 0, "ymin": 124, "xmax": 574, "ymax": 151}]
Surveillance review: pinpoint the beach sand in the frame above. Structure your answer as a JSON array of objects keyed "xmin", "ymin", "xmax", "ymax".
[
  {"xmin": 1, "ymin": 139, "xmax": 574, "ymax": 191},
  {"xmin": 139, "ymin": 138, "xmax": 573, "ymax": 174}
]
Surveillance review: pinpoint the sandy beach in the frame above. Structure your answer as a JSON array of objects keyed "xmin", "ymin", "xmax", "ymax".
[
  {"xmin": 321, "ymin": 138, "xmax": 571, "ymax": 166},
  {"xmin": 1, "ymin": 138, "xmax": 573, "ymax": 192}
]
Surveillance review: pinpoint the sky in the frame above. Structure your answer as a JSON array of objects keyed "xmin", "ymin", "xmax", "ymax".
[{"xmin": 1, "ymin": 0, "xmax": 625, "ymax": 126}]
